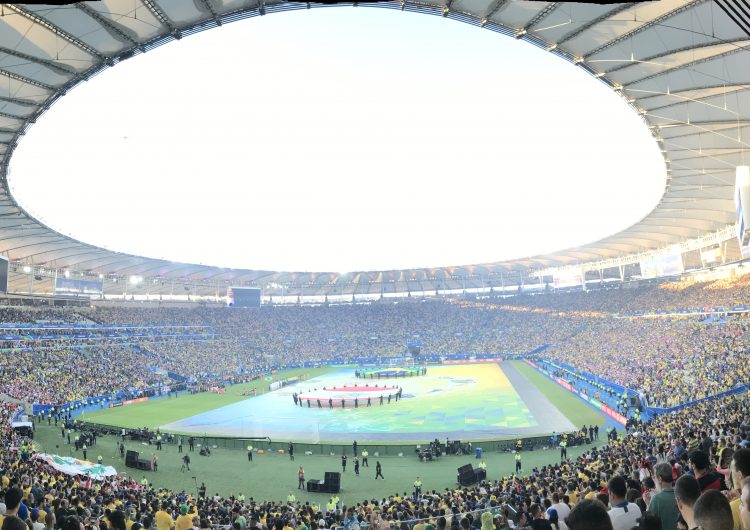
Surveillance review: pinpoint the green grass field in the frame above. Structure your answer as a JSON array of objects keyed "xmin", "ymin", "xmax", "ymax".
[
  {"xmin": 34, "ymin": 361, "xmax": 609, "ymax": 501},
  {"xmin": 83, "ymin": 367, "xmax": 335, "ymax": 429},
  {"xmin": 513, "ymin": 361, "xmax": 604, "ymax": 428}
]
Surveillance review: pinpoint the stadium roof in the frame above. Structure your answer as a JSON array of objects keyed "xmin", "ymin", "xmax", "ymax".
[{"xmin": 0, "ymin": 0, "xmax": 747, "ymax": 291}]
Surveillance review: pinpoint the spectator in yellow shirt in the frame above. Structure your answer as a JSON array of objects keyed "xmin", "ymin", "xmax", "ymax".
[
  {"xmin": 175, "ymin": 505, "xmax": 197, "ymax": 530},
  {"xmin": 155, "ymin": 502, "xmax": 174, "ymax": 530}
]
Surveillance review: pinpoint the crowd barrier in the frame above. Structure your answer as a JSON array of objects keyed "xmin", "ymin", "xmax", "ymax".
[
  {"xmin": 539, "ymin": 359, "xmax": 637, "ymax": 398},
  {"xmin": 77, "ymin": 421, "xmax": 559, "ymax": 455},
  {"xmin": 31, "ymin": 383, "xmax": 178, "ymax": 415},
  {"xmin": 620, "ymin": 305, "xmax": 750, "ymax": 319},
  {"xmin": 524, "ymin": 360, "xmax": 628, "ymax": 425},
  {"xmin": 646, "ymin": 382, "xmax": 750, "ymax": 415}
]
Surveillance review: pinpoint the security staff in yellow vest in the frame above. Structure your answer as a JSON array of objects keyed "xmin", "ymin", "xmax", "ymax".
[
  {"xmin": 560, "ymin": 439, "xmax": 568, "ymax": 461},
  {"xmin": 361, "ymin": 449, "xmax": 369, "ymax": 467},
  {"xmin": 247, "ymin": 445, "xmax": 253, "ymax": 462},
  {"xmin": 515, "ymin": 451, "xmax": 522, "ymax": 473},
  {"xmin": 414, "ymin": 477, "xmax": 422, "ymax": 498}
]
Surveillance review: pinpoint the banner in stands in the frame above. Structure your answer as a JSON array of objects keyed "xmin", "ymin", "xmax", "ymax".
[{"xmin": 35, "ymin": 454, "xmax": 117, "ymax": 479}]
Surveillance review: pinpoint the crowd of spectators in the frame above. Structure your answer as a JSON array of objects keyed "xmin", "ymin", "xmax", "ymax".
[
  {"xmin": 0, "ymin": 342, "xmax": 170, "ymax": 405},
  {"xmin": 2, "ymin": 271, "xmax": 750, "ymax": 407},
  {"xmin": 3, "ymin": 274, "xmax": 750, "ymax": 527},
  {"xmin": 542, "ymin": 316, "xmax": 750, "ymax": 408},
  {"xmin": 0, "ymin": 302, "xmax": 579, "ymax": 405},
  {"xmin": 492, "ymin": 271, "xmax": 750, "ymax": 315}
]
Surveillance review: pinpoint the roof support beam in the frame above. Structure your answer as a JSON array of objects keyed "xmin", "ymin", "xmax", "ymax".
[
  {"xmin": 0, "ymin": 68, "xmax": 55, "ymax": 92},
  {"xmin": 584, "ymin": 0, "xmax": 708, "ymax": 59},
  {"xmin": 524, "ymin": 2, "xmax": 560, "ymax": 31},
  {"xmin": 656, "ymin": 119, "xmax": 750, "ymax": 127},
  {"xmin": 0, "ymin": 237, "xmax": 72, "ymax": 256},
  {"xmin": 0, "ymin": 95, "xmax": 39, "ymax": 108},
  {"xmin": 0, "ymin": 230, "xmax": 60, "ymax": 245},
  {"xmin": 0, "ymin": 110, "xmax": 30, "ymax": 122},
  {"xmin": 75, "ymin": 3, "xmax": 141, "ymax": 48},
  {"xmin": 70, "ymin": 255, "xmax": 142, "ymax": 271},
  {"xmin": 482, "ymin": 0, "xmax": 510, "ymax": 22},
  {"xmin": 0, "ymin": 47, "xmax": 77, "ymax": 77},
  {"xmin": 636, "ymin": 81, "xmax": 750, "ymax": 100},
  {"xmin": 645, "ymin": 86, "xmax": 750, "ymax": 113},
  {"xmin": 19, "ymin": 246, "xmax": 108, "ymax": 263},
  {"xmin": 3, "ymin": 4, "xmax": 105, "ymax": 61},
  {"xmin": 627, "ymin": 46, "xmax": 748, "ymax": 87},
  {"xmin": 605, "ymin": 38, "xmax": 750, "ymax": 74},
  {"xmin": 661, "ymin": 124, "xmax": 749, "ymax": 140},
  {"xmin": 140, "ymin": 0, "xmax": 179, "ymax": 35},
  {"xmin": 197, "ymin": 0, "xmax": 224, "ymax": 23},
  {"xmin": 558, "ymin": 3, "xmax": 641, "ymax": 45}
]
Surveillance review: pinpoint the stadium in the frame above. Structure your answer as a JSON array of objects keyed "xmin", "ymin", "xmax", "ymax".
[{"xmin": 0, "ymin": 1, "xmax": 750, "ymax": 530}]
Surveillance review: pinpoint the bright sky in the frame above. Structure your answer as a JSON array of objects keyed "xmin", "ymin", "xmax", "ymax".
[{"xmin": 9, "ymin": 7, "xmax": 666, "ymax": 273}]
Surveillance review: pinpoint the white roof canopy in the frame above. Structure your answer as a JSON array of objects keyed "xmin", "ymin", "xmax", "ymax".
[{"xmin": 0, "ymin": 0, "xmax": 747, "ymax": 291}]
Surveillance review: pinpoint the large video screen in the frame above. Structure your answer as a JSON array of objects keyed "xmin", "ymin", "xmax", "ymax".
[
  {"xmin": 0, "ymin": 256, "xmax": 7, "ymax": 293},
  {"xmin": 55, "ymin": 278, "xmax": 103, "ymax": 297},
  {"xmin": 640, "ymin": 249, "xmax": 684, "ymax": 279},
  {"xmin": 738, "ymin": 184, "xmax": 750, "ymax": 257},
  {"xmin": 227, "ymin": 287, "xmax": 261, "ymax": 308},
  {"xmin": 553, "ymin": 267, "xmax": 583, "ymax": 288}
]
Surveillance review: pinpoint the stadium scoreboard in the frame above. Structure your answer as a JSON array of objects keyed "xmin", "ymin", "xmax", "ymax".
[
  {"xmin": 227, "ymin": 286, "xmax": 261, "ymax": 308},
  {"xmin": 736, "ymin": 166, "xmax": 750, "ymax": 255},
  {"xmin": 0, "ymin": 255, "xmax": 7, "ymax": 293}
]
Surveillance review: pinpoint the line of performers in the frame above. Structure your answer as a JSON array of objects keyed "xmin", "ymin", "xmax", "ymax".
[{"xmin": 291, "ymin": 388, "xmax": 404, "ymax": 408}]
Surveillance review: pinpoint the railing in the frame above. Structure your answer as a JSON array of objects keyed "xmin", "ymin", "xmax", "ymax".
[{"xmin": 74, "ymin": 423, "xmax": 557, "ymax": 455}]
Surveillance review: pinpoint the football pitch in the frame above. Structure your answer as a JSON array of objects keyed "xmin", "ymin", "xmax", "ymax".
[
  {"xmin": 83, "ymin": 361, "xmax": 602, "ymax": 443},
  {"xmin": 37, "ymin": 361, "xmax": 609, "ymax": 501}
]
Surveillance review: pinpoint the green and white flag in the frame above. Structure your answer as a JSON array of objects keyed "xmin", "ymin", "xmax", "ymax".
[{"xmin": 35, "ymin": 453, "xmax": 117, "ymax": 479}]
